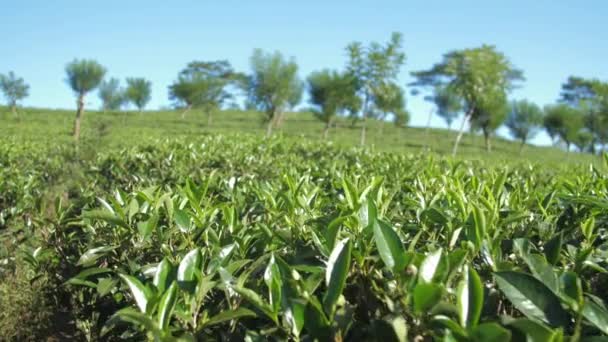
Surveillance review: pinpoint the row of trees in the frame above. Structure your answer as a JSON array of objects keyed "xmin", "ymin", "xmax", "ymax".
[
  {"xmin": 2, "ymin": 33, "xmax": 607, "ymax": 154},
  {"xmin": 98, "ymin": 77, "xmax": 152, "ymax": 113}
]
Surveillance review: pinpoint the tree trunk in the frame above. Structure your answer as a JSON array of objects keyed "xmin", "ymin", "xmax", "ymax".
[
  {"xmin": 11, "ymin": 103, "xmax": 17, "ymax": 116},
  {"xmin": 359, "ymin": 94, "xmax": 370, "ymax": 146},
  {"xmin": 181, "ymin": 105, "xmax": 192, "ymax": 119},
  {"xmin": 323, "ymin": 121, "xmax": 330, "ymax": 140},
  {"xmin": 207, "ymin": 110, "xmax": 212, "ymax": 126},
  {"xmin": 425, "ymin": 108, "xmax": 434, "ymax": 151},
  {"xmin": 73, "ymin": 94, "xmax": 85, "ymax": 141},
  {"xmin": 452, "ymin": 110, "xmax": 471, "ymax": 156},
  {"xmin": 360, "ymin": 117, "xmax": 367, "ymax": 146},
  {"xmin": 483, "ymin": 129, "xmax": 491, "ymax": 152},
  {"xmin": 266, "ymin": 111, "xmax": 278, "ymax": 138},
  {"xmin": 519, "ymin": 140, "xmax": 526, "ymax": 155}
]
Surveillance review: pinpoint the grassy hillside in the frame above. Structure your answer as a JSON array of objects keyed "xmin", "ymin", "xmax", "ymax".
[{"xmin": 0, "ymin": 106, "xmax": 597, "ymax": 165}]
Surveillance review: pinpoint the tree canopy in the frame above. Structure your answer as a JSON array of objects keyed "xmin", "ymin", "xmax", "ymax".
[
  {"xmin": 244, "ymin": 49, "xmax": 303, "ymax": 136},
  {"xmin": 411, "ymin": 44, "xmax": 523, "ymax": 154},
  {"xmin": 505, "ymin": 99, "xmax": 543, "ymax": 148},
  {"xmin": 65, "ymin": 59, "xmax": 106, "ymax": 96},
  {"xmin": 125, "ymin": 77, "xmax": 152, "ymax": 112},
  {"xmin": 345, "ymin": 32, "xmax": 406, "ymax": 145},
  {"xmin": 168, "ymin": 60, "xmax": 239, "ymax": 123},
  {"xmin": 307, "ymin": 69, "xmax": 360, "ymax": 138},
  {"xmin": 0, "ymin": 71, "xmax": 29, "ymax": 114},
  {"xmin": 98, "ymin": 78, "xmax": 125, "ymax": 112},
  {"xmin": 425, "ymin": 84, "xmax": 462, "ymax": 129},
  {"xmin": 543, "ymin": 103, "xmax": 584, "ymax": 150}
]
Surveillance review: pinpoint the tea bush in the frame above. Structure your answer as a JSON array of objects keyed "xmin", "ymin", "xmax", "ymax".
[{"xmin": 1, "ymin": 134, "xmax": 607, "ymax": 341}]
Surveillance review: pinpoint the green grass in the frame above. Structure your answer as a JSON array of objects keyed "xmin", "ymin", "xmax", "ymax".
[{"xmin": 0, "ymin": 106, "xmax": 596, "ymax": 165}]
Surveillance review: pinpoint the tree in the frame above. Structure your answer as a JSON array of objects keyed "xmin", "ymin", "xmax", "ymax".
[
  {"xmin": 307, "ymin": 69, "xmax": 360, "ymax": 139},
  {"xmin": 345, "ymin": 32, "xmax": 406, "ymax": 145},
  {"xmin": 573, "ymin": 130, "xmax": 594, "ymax": 152},
  {"xmin": 425, "ymin": 85, "xmax": 461, "ymax": 129},
  {"xmin": 373, "ymin": 82, "xmax": 408, "ymax": 134},
  {"xmin": 543, "ymin": 103, "xmax": 583, "ymax": 151},
  {"xmin": 559, "ymin": 76, "xmax": 608, "ymax": 154},
  {"xmin": 98, "ymin": 78, "xmax": 125, "ymax": 112},
  {"xmin": 244, "ymin": 49, "xmax": 303, "ymax": 137},
  {"xmin": 411, "ymin": 45, "xmax": 523, "ymax": 155},
  {"xmin": 0, "ymin": 71, "xmax": 29, "ymax": 115},
  {"xmin": 65, "ymin": 59, "xmax": 106, "ymax": 140},
  {"xmin": 125, "ymin": 78, "xmax": 152, "ymax": 113},
  {"xmin": 505, "ymin": 99, "xmax": 543, "ymax": 151},
  {"xmin": 168, "ymin": 60, "xmax": 238, "ymax": 124}
]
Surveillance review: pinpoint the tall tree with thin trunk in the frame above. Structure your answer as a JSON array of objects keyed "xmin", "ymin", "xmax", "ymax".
[
  {"xmin": 0, "ymin": 71, "xmax": 29, "ymax": 116},
  {"xmin": 65, "ymin": 59, "xmax": 106, "ymax": 140},
  {"xmin": 243, "ymin": 49, "xmax": 303, "ymax": 137},
  {"xmin": 168, "ymin": 60, "xmax": 239, "ymax": 124},
  {"xmin": 345, "ymin": 32, "xmax": 406, "ymax": 146},
  {"xmin": 411, "ymin": 45, "xmax": 523, "ymax": 156},
  {"xmin": 307, "ymin": 69, "xmax": 360, "ymax": 139},
  {"xmin": 98, "ymin": 77, "xmax": 125, "ymax": 113},
  {"xmin": 125, "ymin": 78, "xmax": 152, "ymax": 113},
  {"xmin": 505, "ymin": 99, "xmax": 543, "ymax": 152},
  {"xmin": 469, "ymin": 92, "xmax": 509, "ymax": 152}
]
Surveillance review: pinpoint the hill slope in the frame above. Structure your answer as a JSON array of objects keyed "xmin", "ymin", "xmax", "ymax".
[{"xmin": 0, "ymin": 107, "xmax": 596, "ymax": 164}]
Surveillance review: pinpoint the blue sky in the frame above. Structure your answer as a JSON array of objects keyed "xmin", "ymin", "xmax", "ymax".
[{"xmin": 2, "ymin": 0, "xmax": 607, "ymax": 145}]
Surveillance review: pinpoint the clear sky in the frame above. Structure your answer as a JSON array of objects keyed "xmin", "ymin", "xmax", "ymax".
[{"xmin": 2, "ymin": 0, "xmax": 607, "ymax": 145}]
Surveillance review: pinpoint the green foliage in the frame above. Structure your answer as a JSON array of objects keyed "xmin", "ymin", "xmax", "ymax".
[
  {"xmin": 1, "ymin": 130, "xmax": 608, "ymax": 339},
  {"xmin": 98, "ymin": 77, "xmax": 125, "ymax": 111},
  {"xmin": 506, "ymin": 99, "xmax": 544, "ymax": 145},
  {"xmin": 412, "ymin": 44, "xmax": 523, "ymax": 154},
  {"xmin": 543, "ymin": 103, "xmax": 584, "ymax": 150},
  {"xmin": 65, "ymin": 59, "xmax": 106, "ymax": 96},
  {"xmin": 307, "ymin": 69, "xmax": 360, "ymax": 135},
  {"xmin": 345, "ymin": 32, "xmax": 406, "ymax": 145},
  {"xmin": 0, "ymin": 71, "xmax": 29, "ymax": 111},
  {"xmin": 125, "ymin": 77, "xmax": 152, "ymax": 112},
  {"xmin": 168, "ymin": 60, "xmax": 238, "ymax": 123},
  {"xmin": 244, "ymin": 49, "xmax": 303, "ymax": 135},
  {"xmin": 426, "ymin": 84, "xmax": 462, "ymax": 129}
]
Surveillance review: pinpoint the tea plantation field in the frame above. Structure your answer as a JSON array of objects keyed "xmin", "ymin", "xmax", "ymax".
[{"xmin": 0, "ymin": 109, "xmax": 607, "ymax": 341}]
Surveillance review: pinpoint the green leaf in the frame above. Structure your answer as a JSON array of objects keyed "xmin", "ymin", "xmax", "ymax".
[
  {"xmin": 177, "ymin": 248, "xmax": 201, "ymax": 293},
  {"xmin": 233, "ymin": 286, "xmax": 277, "ymax": 324},
  {"xmin": 83, "ymin": 210, "xmax": 129, "ymax": 229},
  {"xmin": 202, "ymin": 307, "xmax": 257, "ymax": 328},
  {"xmin": 457, "ymin": 266, "xmax": 483, "ymax": 328},
  {"xmin": 560, "ymin": 271, "xmax": 582, "ymax": 309},
  {"xmin": 419, "ymin": 248, "xmax": 443, "ymax": 284},
  {"xmin": 544, "ymin": 232, "xmax": 563, "ymax": 265},
  {"xmin": 582, "ymin": 298, "xmax": 608, "ymax": 335},
  {"xmin": 503, "ymin": 317, "xmax": 559, "ymax": 342},
  {"xmin": 76, "ymin": 246, "xmax": 116, "ymax": 266},
  {"xmin": 137, "ymin": 214, "xmax": 158, "ymax": 239},
  {"xmin": 102, "ymin": 307, "xmax": 159, "ymax": 337},
  {"xmin": 119, "ymin": 274, "xmax": 151, "ymax": 313},
  {"xmin": 494, "ymin": 271, "xmax": 569, "ymax": 327},
  {"xmin": 175, "ymin": 209, "xmax": 191, "ymax": 232},
  {"xmin": 157, "ymin": 282, "xmax": 178, "ymax": 330},
  {"xmin": 70, "ymin": 267, "xmax": 113, "ymax": 280},
  {"xmin": 432, "ymin": 315, "xmax": 468, "ymax": 340},
  {"xmin": 413, "ymin": 283, "xmax": 443, "ymax": 313},
  {"xmin": 97, "ymin": 277, "xmax": 118, "ymax": 296},
  {"xmin": 154, "ymin": 258, "xmax": 174, "ymax": 294},
  {"xmin": 373, "ymin": 220, "xmax": 407, "ymax": 273},
  {"xmin": 323, "ymin": 238, "xmax": 352, "ymax": 319},
  {"xmin": 470, "ymin": 322, "xmax": 511, "ymax": 342},
  {"xmin": 264, "ymin": 254, "xmax": 283, "ymax": 314}
]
